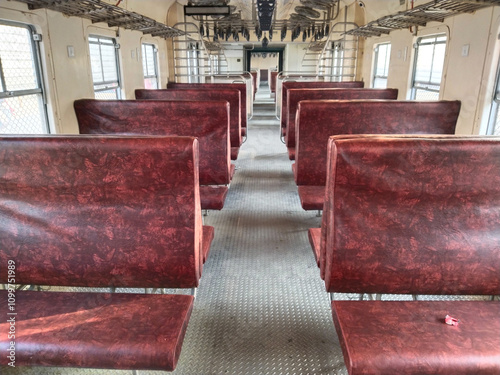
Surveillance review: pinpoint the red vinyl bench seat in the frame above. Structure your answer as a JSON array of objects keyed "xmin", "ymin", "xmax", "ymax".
[
  {"xmin": 333, "ymin": 300, "xmax": 500, "ymax": 375},
  {"xmin": 200, "ymin": 185, "xmax": 229, "ymax": 212},
  {"xmin": 297, "ymin": 186, "xmax": 325, "ymax": 212},
  {"xmin": 74, "ymin": 99, "xmax": 233, "ymax": 210},
  {"xmin": 0, "ymin": 291, "xmax": 193, "ymax": 371},
  {"xmin": 135, "ymin": 88, "xmax": 242, "ymax": 160},
  {"xmin": 167, "ymin": 82, "xmax": 248, "ymax": 139},
  {"xmin": 280, "ymin": 80, "xmax": 364, "ymax": 136},
  {"xmin": 307, "ymin": 227, "xmax": 321, "ymax": 266},
  {"xmin": 313, "ymin": 135, "xmax": 500, "ymax": 375},
  {"xmin": 270, "ymin": 71, "xmax": 278, "ymax": 94},
  {"xmin": 286, "ymin": 88, "xmax": 399, "ymax": 158},
  {"xmin": 250, "ymin": 71, "xmax": 257, "ymax": 99},
  {"xmin": 0, "ymin": 136, "xmax": 213, "ymax": 370},
  {"xmin": 296, "ymin": 100, "xmax": 460, "ymax": 210}
]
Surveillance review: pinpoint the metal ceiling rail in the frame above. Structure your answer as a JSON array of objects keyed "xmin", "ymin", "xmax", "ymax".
[
  {"xmin": 345, "ymin": 0, "xmax": 500, "ymax": 38},
  {"xmin": 13, "ymin": 0, "xmax": 186, "ymax": 39}
]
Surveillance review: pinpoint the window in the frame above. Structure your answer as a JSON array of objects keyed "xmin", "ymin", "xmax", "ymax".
[
  {"xmin": 89, "ymin": 35, "xmax": 121, "ymax": 99},
  {"xmin": 0, "ymin": 21, "xmax": 49, "ymax": 134},
  {"xmin": 331, "ymin": 41, "xmax": 344, "ymax": 82},
  {"xmin": 372, "ymin": 43, "xmax": 391, "ymax": 88},
  {"xmin": 211, "ymin": 54, "xmax": 220, "ymax": 75},
  {"xmin": 487, "ymin": 59, "xmax": 500, "ymax": 135},
  {"xmin": 142, "ymin": 43, "xmax": 159, "ymax": 89},
  {"xmin": 187, "ymin": 42, "xmax": 201, "ymax": 83},
  {"xmin": 410, "ymin": 34, "xmax": 447, "ymax": 100}
]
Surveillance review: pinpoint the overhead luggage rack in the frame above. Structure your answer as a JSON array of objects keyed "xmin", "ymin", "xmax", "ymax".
[
  {"xmin": 345, "ymin": 0, "xmax": 500, "ymax": 37},
  {"xmin": 13, "ymin": 0, "xmax": 186, "ymax": 39}
]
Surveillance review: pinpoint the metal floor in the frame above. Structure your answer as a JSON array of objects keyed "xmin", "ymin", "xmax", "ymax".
[{"xmin": 3, "ymin": 84, "xmax": 348, "ymax": 375}]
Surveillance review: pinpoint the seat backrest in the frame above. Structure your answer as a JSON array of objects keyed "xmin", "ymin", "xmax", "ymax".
[
  {"xmin": 270, "ymin": 71, "xmax": 278, "ymax": 93},
  {"xmin": 322, "ymin": 135, "xmax": 500, "ymax": 295},
  {"xmin": 280, "ymin": 81, "xmax": 365, "ymax": 130},
  {"xmin": 135, "ymin": 88, "xmax": 241, "ymax": 147},
  {"xmin": 286, "ymin": 88, "xmax": 399, "ymax": 147},
  {"xmin": 74, "ymin": 99, "xmax": 231, "ymax": 185},
  {"xmin": 295, "ymin": 100, "xmax": 460, "ymax": 186},
  {"xmin": 0, "ymin": 136, "xmax": 202, "ymax": 288},
  {"xmin": 250, "ymin": 71, "xmax": 258, "ymax": 96},
  {"xmin": 167, "ymin": 82, "xmax": 248, "ymax": 129}
]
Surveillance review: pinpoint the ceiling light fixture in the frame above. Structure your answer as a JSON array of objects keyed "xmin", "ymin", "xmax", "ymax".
[{"xmin": 184, "ymin": 5, "xmax": 231, "ymax": 16}]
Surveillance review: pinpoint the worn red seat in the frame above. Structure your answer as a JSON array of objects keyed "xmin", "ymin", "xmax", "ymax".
[
  {"xmin": 297, "ymin": 186, "xmax": 326, "ymax": 212},
  {"xmin": 313, "ymin": 135, "xmax": 500, "ymax": 375},
  {"xmin": 250, "ymin": 71, "xmax": 258, "ymax": 99},
  {"xmin": 167, "ymin": 82, "xmax": 248, "ymax": 139},
  {"xmin": 74, "ymin": 99, "xmax": 232, "ymax": 210},
  {"xmin": 270, "ymin": 71, "xmax": 278, "ymax": 94},
  {"xmin": 307, "ymin": 225, "xmax": 322, "ymax": 265},
  {"xmin": 296, "ymin": 100, "xmax": 460, "ymax": 210},
  {"xmin": 135, "ymin": 88, "xmax": 242, "ymax": 160},
  {"xmin": 280, "ymin": 81, "xmax": 364, "ymax": 136},
  {"xmin": 286, "ymin": 88, "xmax": 399, "ymax": 158},
  {"xmin": 0, "ymin": 135, "xmax": 213, "ymax": 370}
]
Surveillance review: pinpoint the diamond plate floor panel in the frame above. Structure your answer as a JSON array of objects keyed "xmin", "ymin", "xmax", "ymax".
[{"xmin": 1, "ymin": 85, "xmax": 348, "ymax": 375}]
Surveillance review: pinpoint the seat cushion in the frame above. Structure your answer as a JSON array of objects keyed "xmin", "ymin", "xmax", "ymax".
[
  {"xmin": 332, "ymin": 300, "xmax": 500, "ymax": 375},
  {"xmin": 241, "ymin": 127, "xmax": 247, "ymax": 137},
  {"xmin": 200, "ymin": 185, "xmax": 229, "ymax": 210},
  {"xmin": 0, "ymin": 291, "xmax": 194, "ymax": 371},
  {"xmin": 288, "ymin": 147, "xmax": 295, "ymax": 160},
  {"xmin": 308, "ymin": 228, "xmax": 321, "ymax": 266},
  {"xmin": 202, "ymin": 225, "xmax": 215, "ymax": 262},
  {"xmin": 231, "ymin": 146, "xmax": 240, "ymax": 160},
  {"xmin": 297, "ymin": 185, "xmax": 325, "ymax": 210}
]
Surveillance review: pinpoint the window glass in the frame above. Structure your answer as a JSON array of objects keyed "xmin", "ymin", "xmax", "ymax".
[
  {"xmin": 411, "ymin": 34, "xmax": 447, "ymax": 100},
  {"xmin": 0, "ymin": 22, "xmax": 49, "ymax": 134},
  {"xmin": 187, "ymin": 42, "xmax": 201, "ymax": 83},
  {"xmin": 493, "ymin": 110, "xmax": 500, "ymax": 135},
  {"xmin": 372, "ymin": 42, "xmax": 391, "ymax": 89},
  {"xmin": 332, "ymin": 41, "xmax": 344, "ymax": 82},
  {"xmin": 487, "ymin": 58, "xmax": 500, "ymax": 135},
  {"xmin": 142, "ymin": 43, "xmax": 159, "ymax": 89},
  {"xmin": 88, "ymin": 35, "xmax": 121, "ymax": 99}
]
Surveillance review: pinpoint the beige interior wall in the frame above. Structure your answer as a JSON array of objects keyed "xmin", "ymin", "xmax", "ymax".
[
  {"xmin": 284, "ymin": 43, "xmax": 308, "ymax": 72},
  {"xmin": 442, "ymin": 10, "xmax": 496, "ymax": 134},
  {"xmin": 476, "ymin": 12, "xmax": 500, "ymax": 135},
  {"xmin": 225, "ymin": 46, "xmax": 245, "ymax": 72},
  {"xmin": 226, "ymin": 56, "xmax": 245, "ymax": 71},
  {"xmin": 251, "ymin": 54, "xmax": 279, "ymax": 71},
  {"xmin": 358, "ymin": 5, "xmax": 500, "ymax": 135},
  {"xmin": 2, "ymin": 0, "xmax": 499, "ymax": 135},
  {"xmin": 140, "ymin": 35, "xmax": 169, "ymax": 89},
  {"xmin": 0, "ymin": 1, "xmax": 90, "ymax": 134},
  {"xmin": 0, "ymin": 0, "xmax": 177, "ymax": 133}
]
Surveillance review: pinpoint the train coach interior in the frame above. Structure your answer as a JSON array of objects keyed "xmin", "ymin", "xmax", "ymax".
[{"xmin": 1, "ymin": 0, "xmax": 500, "ymax": 374}]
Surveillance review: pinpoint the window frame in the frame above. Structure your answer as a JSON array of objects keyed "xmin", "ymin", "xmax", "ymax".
[
  {"xmin": 410, "ymin": 34, "xmax": 447, "ymax": 100},
  {"xmin": 211, "ymin": 53, "xmax": 220, "ymax": 75},
  {"xmin": 142, "ymin": 42, "xmax": 159, "ymax": 89},
  {"xmin": 187, "ymin": 42, "xmax": 201, "ymax": 83},
  {"xmin": 331, "ymin": 41, "xmax": 344, "ymax": 82},
  {"xmin": 88, "ymin": 34, "xmax": 122, "ymax": 99},
  {"xmin": 372, "ymin": 42, "xmax": 391, "ymax": 89},
  {"xmin": 0, "ymin": 19, "xmax": 50, "ymax": 134},
  {"xmin": 487, "ymin": 57, "xmax": 500, "ymax": 135}
]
